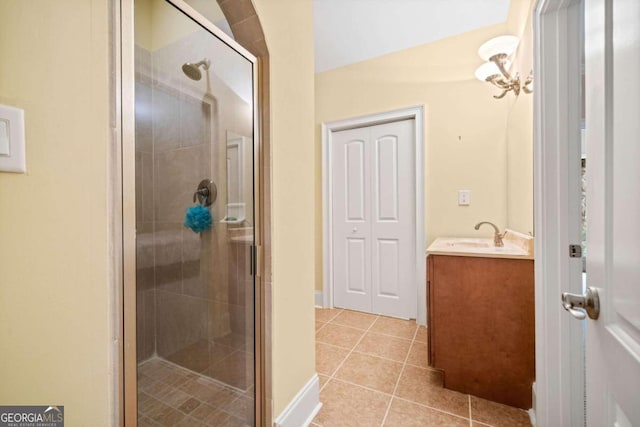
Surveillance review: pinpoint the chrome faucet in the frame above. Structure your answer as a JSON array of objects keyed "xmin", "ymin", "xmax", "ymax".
[{"xmin": 474, "ymin": 221, "xmax": 506, "ymax": 247}]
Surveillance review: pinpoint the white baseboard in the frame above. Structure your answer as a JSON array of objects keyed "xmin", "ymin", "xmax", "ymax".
[
  {"xmin": 274, "ymin": 374, "xmax": 322, "ymax": 427},
  {"xmin": 314, "ymin": 291, "xmax": 323, "ymax": 307}
]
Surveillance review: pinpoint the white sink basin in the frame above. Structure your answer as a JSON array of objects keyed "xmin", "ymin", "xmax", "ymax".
[
  {"xmin": 426, "ymin": 231, "xmax": 534, "ymax": 260},
  {"xmin": 444, "ymin": 241, "xmax": 491, "ymax": 248}
]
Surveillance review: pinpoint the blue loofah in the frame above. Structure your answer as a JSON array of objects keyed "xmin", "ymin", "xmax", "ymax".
[{"xmin": 184, "ymin": 205, "xmax": 212, "ymax": 233}]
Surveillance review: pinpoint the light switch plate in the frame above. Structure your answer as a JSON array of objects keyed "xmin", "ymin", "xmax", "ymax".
[
  {"xmin": 0, "ymin": 104, "xmax": 26, "ymax": 173},
  {"xmin": 458, "ymin": 190, "xmax": 471, "ymax": 206},
  {"xmin": 0, "ymin": 119, "xmax": 10, "ymax": 156}
]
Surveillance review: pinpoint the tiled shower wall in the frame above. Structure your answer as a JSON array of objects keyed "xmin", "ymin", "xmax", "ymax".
[{"xmin": 135, "ymin": 31, "xmax": 254, "ymax": 380}]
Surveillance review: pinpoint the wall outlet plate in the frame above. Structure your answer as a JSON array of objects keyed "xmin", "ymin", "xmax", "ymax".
[
  {"xmin": 458, "ymin": 190, "xmax": 471, "ymax": 206},
  {"xmin": 0, "ymin": 104, "xmax": 26, "ymax": 173}
]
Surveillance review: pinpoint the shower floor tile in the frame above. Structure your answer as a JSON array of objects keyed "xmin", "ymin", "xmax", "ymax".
[
  {"xmin": 138, "ymin": 357, "xmax": 254, "ymax": 426},
  {"xmin": 163, "ymin": 337, "xmax": 255, "ymax": 391},
  {"xmin": 165, "ymin": 340, "xmax": 236, "ymax": 374}
]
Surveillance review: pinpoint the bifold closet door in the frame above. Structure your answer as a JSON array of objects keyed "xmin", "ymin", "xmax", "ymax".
[
  {"xmin": 370, "ymin": 120, "xmax": 416, "ymax": 319},
  {"xmin": 332, "ymin": 119, "xmax": 416, "ymax": 319},
  {"xmin": 332, "ymin": 126, "xmax": 373, "ymax": 313}
]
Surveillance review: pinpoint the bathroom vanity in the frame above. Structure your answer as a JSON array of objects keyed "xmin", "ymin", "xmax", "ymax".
[{"xmin": 426, "ymin": 231, "xmax": 534, "ymax": 409}]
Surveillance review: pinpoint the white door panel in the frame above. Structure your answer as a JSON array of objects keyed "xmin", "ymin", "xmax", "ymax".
[
  {"xmin": 371, "ymin": 121, "xmax": 415, "ymax": 318},
  {"xmin": 375, "ymin": 135, "xmax": 399, "ymax": 221},
  {"xmin": 585, "ymin": 0, "xmax": 640, "ymax": 424},
  {"xmin": 346, "ymin": 140, "xmax": 366, "ymax": 221},
  {"xmin": 333, "ymin": 127, "xmax": 372, "ymax": 313},
  {"xmin": 346, "ymin": 238, "xmax": 367, "ymax": 294},
  {"xmin": 332, "ymin": 120, "xmax": 415, "ymax": 319},
  {"xmin": 375, "ymin": 239, "xmax": 400, "ymax": 297}
]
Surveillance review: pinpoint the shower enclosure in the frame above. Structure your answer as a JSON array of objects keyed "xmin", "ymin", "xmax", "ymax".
[{"xmin": 127, "ymin": 0, "xmax": 259, "ymax": 425}]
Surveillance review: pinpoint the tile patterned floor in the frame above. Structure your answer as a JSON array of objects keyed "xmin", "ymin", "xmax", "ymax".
[
  {"xmin": 312, "ymin": 308, "xmax": 533, "ymax": 427},
  {"xmin": 163, "ymin": 332, "xmax": 254, "ymax": 392},
  {"xmin": 137, "ymin": 358, "xmax": 254, "ymax": 426}
]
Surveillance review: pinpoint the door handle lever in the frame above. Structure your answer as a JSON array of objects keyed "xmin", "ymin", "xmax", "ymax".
[{"xmin": 561, "ymin": 287, "xmax": 600, "ymax": 320}]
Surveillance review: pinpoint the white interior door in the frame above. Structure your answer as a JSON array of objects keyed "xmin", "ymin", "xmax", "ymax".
[
  {"xmin": 332, "ymin": 120, "xmax": 416, "ymax": 319},
  {"xmin": 584, "ymin": 0, "xmax": 640, "ymax": 425},
  {"xmin": 332, "ymin": 126, "xmax": 373, "ymax": 313},
  {"xmin": 370, "ymin": 121, "xmax": 416, "ymax": 318}
]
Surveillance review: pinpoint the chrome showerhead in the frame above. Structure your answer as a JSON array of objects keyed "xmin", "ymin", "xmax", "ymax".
[{"xmin": 181, "ymin": 59, "xmax": 210, "ymax": 81}]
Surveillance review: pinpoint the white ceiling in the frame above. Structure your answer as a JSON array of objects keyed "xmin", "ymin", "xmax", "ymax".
[{"xmin": 313, "ymin": 0, "xmax": 511, "ymax": 73}]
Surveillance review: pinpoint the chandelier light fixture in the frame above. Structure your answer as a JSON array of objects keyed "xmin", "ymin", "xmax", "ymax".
[{"xmin": 474, "ymin": 35, "xmax": 533, "ymax": 99}]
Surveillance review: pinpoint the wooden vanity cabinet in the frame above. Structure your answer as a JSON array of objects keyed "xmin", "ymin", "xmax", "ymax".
[{"xmin": 427, "ymin": 254, "xmax": 535, "ymax": 409}]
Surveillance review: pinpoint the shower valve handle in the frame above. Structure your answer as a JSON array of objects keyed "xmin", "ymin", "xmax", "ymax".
[
  {"xmin": 193, "ymin": 187, "xmax": 209, "ymax": 202},
  {"xmin": 193, "ymin": 179, "xmax": 217, "ymax": 207}
]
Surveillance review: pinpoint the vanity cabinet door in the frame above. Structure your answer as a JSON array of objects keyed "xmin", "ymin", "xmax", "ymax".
[{"xmin": 427, "ymin": 254, "xmax": 535, "ymax": 409}]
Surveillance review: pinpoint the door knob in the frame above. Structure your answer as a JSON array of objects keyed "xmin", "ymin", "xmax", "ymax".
[
  {"xmin": 352, "ymin": 227, "xmax": 357, "ymax": 233},
  {"xmin": 561, "ymin": 287, "xmax": 600, "ymax": 320}
]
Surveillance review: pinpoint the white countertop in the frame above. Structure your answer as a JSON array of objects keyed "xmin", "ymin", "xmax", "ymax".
[{"xmin": 426, "ymin": 230, "xmax": 534, "ymax": 260}]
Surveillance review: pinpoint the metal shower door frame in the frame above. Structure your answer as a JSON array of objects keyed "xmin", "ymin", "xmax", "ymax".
[{"xmin": 116, "ymin": 1, "xmax": 264, "ymax": 425}]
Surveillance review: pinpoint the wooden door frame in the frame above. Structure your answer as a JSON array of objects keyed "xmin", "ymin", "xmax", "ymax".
[
  {"xmin": 322, "ymin": 106, "xmax": 426, "ymax": 324},
  {"xmin": 533, "ymin": 0, "xmax": 585, "ymax": 425}
]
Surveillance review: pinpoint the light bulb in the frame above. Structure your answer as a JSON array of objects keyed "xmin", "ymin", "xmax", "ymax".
[
  {"xmin": 478, "ymin": 35, "xmax": 519, "ymax": 61},
  {"xmin": 475, "ymin": 62, "xmax": 501, "ymax": 81}
]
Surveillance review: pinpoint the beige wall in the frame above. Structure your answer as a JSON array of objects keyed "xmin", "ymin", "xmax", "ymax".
[
  {"xmin": 253, "ymin": 0, "xmax": 317, "ymax": 418},
  {"xmin": 135, "ymin": 0, "xmax": 153, "ymax": 50},
  {"xmin": 0, "ymin": 1, "xmax": 114, "ymax": 425},
  {"xmin": 184, "ymin": 0, "xmax": 226, "ymax": 25},
  {"xmin": 506, "ymin": 0, "xmax": 535, "ymax": 235},
  {"xmin": 315, "ymin": 25, "xmax": 512, "ymax": 291},
  {"xmin": 135, "ymin": 0, "xmax": 227, "ymax": 52},
  {"xmin": 314, "ymin": 1, "xmax": 535, "ymax": 291}
]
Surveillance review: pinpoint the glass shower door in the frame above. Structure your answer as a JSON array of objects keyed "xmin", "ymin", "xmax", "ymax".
[{"xmin": 133, "ymin": 1, "xmax": 256, "ymax": 425}]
